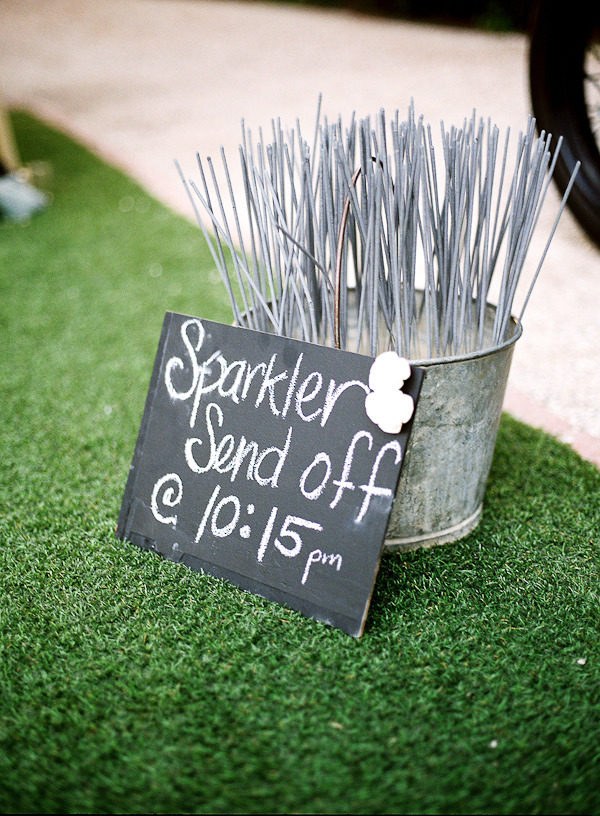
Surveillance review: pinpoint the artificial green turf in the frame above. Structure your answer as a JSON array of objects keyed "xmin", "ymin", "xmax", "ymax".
[{"xmin": 1, "ymin": 111, "xmax": 599, "ymax": 815}]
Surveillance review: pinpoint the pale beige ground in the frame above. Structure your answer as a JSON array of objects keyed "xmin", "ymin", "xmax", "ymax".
[{"xmin": 2, "ymin": 0, "xmax": 599, "ymax": 465}]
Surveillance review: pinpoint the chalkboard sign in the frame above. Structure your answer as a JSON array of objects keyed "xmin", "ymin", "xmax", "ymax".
[{"xmin": 116, "ymin": 313, "xmax": 424, "ymax": 637}]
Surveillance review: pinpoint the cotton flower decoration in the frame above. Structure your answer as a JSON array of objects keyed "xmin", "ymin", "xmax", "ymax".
[{"xmin": 365, "ymin": 351, "xmax": 414, "ymax": 434}]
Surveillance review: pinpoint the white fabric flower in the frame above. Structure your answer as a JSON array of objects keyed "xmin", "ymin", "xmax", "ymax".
[
  {"xmin": 365, "ymin": 351, "xmax": 414, "ymax": 434},
  {"xmin": 368, "ymin": 350, "xmax": 411, "ymax": 391}
]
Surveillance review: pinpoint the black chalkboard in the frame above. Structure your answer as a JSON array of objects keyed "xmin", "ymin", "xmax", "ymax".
[{"xmin": 116, "ymin": 313, "xmax": 424, "ymax": 637}]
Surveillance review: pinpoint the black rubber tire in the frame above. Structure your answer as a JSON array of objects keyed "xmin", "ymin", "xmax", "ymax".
[{"xmin": 529, "ymin": 0, "xmax": 600, "ymax": 247}]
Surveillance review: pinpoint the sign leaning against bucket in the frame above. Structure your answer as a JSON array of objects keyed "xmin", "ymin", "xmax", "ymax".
[{"xmin": 116, "ymin": 313, "xmax": 424, "ymax": 637}]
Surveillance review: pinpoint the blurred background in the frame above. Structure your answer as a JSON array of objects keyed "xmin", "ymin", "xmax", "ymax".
[
  {"xmin": 264, "ymin": 0, "xmax": 530, "ymax": 30},
  {"xmin": 1, "ymin": 0, "xmax": 599, "ymax": 465}
]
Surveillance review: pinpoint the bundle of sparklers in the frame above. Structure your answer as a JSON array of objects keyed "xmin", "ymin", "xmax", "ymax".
[{"xmin": 179, "ymin": 100, "xmax": 578, "ymax": 361}]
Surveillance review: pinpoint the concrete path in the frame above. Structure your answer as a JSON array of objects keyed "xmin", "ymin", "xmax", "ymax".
[{"xmin": 2, "ymin": 0, "xmax": 599, "ymax": 465}]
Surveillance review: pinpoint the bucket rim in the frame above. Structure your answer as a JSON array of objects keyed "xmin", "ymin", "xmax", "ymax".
[
  {"xmin": 236, "ymin": 301, "xmax": 524, "ymax": 366},
  {"xmin": 409, "ymin": 316, "xmax": 523, "ymax": 367}
]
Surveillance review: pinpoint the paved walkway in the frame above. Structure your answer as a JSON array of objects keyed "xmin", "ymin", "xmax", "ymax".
[{"xmin": 2, "ymin": 0, "xmax": 599, "ymax": 465}]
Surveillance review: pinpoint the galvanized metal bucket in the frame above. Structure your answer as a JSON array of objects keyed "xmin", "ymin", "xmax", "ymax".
[
  {"xmin": 240, "ymin": 296, "xmax": 521, "ymax": 551},
  {"xmin": 384, "ymin": 305, "xmax": 522, "ymax": 551}
]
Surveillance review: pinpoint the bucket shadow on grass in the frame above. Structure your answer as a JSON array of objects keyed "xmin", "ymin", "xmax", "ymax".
[{"xmin": 366, "ymin": 412, "xmax": 600, "ymax": 637}]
